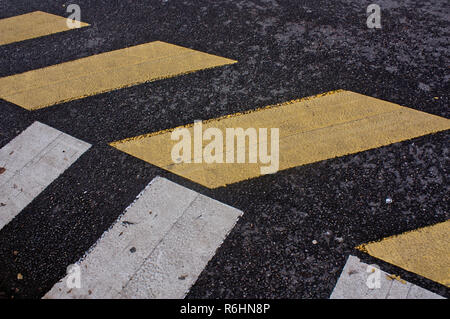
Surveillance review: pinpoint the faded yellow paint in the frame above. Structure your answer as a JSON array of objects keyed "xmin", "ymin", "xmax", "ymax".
[
  {"xmin": 357, "ymin": 220, "xmax": 450, "ymax": 287},
  {"xmin": 386, "ymin": 274, "xmax": 406, "ymax": 284},
  {"xmin": 0, "ymin": 41, "xmax": 237, "ymax": 110},
  {"xmin": 110, "ymin": 90, "xmax": 450, "ymax": 188},
  {"xmin": 0, "ymin": 11, "xmax": 89, "ymax": 46}
]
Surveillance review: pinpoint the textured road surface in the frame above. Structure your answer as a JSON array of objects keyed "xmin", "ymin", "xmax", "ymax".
[{"xmin": 0, "ymin": 0, "xmax": 448, "ymax": 298}]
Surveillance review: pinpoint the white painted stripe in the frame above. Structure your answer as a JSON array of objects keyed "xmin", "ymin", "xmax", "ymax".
[
  {"xmin": 0, "ymin": 122, "xmax": 91, "ymax": 230},
  {"xmin": 44, "ymin": 176, "xmax": 243, "ymax": 299},
  {"xmin": 330, "ymin": 255, "xmax": 445, "ymax": 299}
]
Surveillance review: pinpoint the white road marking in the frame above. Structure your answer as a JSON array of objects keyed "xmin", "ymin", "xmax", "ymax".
[
  {"xmin": 330, "ymin": 255, "xmax": 445, "ymax": 299},
  {"xmin": 44, "ymin": 176, "xmax": 243, "ymax": 299},
  {"xmin": 0, "ymin": 121, "xmax": 91, "ymax": 230}
]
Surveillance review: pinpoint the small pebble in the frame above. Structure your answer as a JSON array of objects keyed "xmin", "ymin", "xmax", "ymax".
[
  {"xmin": 312, "ymin": 240, "xmax": 318, "ymax": 245},
  {"xmin": 386, "ymin": 197, "xmax": 393, "ymax": 204}
]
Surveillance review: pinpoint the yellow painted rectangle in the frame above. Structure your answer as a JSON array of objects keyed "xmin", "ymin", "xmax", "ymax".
[
  {"xmin": 357, "ymin": 221, "xmax": 450, "ymax": 287},
  {"xmin": 0, "ymin": 11, "xmax": 89, "ymax": 46},
  {"xmin": 110, "ymin": 90, "xmax": 450, "ymax": 188},
  {"xmin": 0, "ymin": 41, "xmax": 237, "ymax": 110}
]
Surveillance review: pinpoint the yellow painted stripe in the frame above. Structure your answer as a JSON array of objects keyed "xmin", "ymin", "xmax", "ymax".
[
  {"xmin": 0, "ymin": 41, "xmax": 237, "ymax": 110},
  {"xmin": 110, "ymin": 90, "xmax": 450, "ymax": 188},
  {"xmin": 0, "ymin": 11, "xmax": 89, "ymax": 46},
  {"xmin": 357, "ymin": 221, "xmax": 450, "ymax": 287}
]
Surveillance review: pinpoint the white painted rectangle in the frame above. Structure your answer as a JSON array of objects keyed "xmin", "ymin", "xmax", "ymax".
[
  {"xmin": 44, "ymin": 176, "xmax": 243, "ymax": 299},
  {"xmin": 0, "ymin": 121, "xmax": 91, "ymax": 230},
  {"xmin": 330, "ymin": 255, "xmax": 445, "ymax": 299}
]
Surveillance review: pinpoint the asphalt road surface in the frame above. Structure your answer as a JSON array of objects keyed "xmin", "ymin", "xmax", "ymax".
[{"xmin": 0, "ymin": 0, "xmax": 448, "ymax": 299}]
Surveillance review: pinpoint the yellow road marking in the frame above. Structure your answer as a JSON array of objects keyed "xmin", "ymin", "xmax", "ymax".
[
  {"xmin": 110, "ymin": 90, "xmax": 450, "ymax": 188},
  {"xmin": 0, "ymin": 41, "xmax": 237, "ymax": 110},
  {"xmin": 357, "ymin": 220, "xmax": 450, "ymax": 287},
  {"xmin": 0, "ymin": 11, "xmax": 89, "ymax": 46}
]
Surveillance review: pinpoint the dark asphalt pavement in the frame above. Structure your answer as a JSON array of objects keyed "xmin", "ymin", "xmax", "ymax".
[{"xmin": 0, "ymin": 0, "xmax": 448, "ymax": 298}]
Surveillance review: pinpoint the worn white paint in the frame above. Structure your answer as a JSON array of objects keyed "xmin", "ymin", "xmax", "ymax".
[
  {"xmin": 0, "ymin": 121, "xmax": 91, "ymax": 230},
  {"xmin": 44, "ymin": 176, "xmax": 242, "ymax": 299},
  {"xmin": 330, "ymin": 255, "xmax": 445, "ymax": 299}
]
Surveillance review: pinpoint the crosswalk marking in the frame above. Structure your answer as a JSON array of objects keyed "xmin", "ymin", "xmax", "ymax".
[
  {"xmin": 330, "ymin": 255, "xmax": 444, "ymax": 299},
  {"xmin": 110, "ymin": 90, "xmax": 450, "ymax": 189},
  {"xmin": 357, "ymin": 220, "xmax": 450, "ymax": 287},
  {"xmin": 44, "ymin": 176, "xmax": 242, "ymax": 299},
  {"xmin": 0, "ymin": 11, "xmax": 89, "ymax": 46},
  {"xmin": 0, "ymin": 122, "xmax": 91, "ymax": 230},
  {"xmin": 0, "ymin": 41, "xmax": 237, "ymax": 110}
]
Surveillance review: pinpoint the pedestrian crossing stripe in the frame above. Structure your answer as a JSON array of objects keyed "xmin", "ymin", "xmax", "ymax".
[
  {"xmin": 44, "ymin": 176, "xmax": 242, "ymax": 299},
  {"xmin": 330, "ymin": 255, "xmax": 444, "ymax": 299},
  {"xmin": 0, "ymin": 122, "xmax": 91, "ymax": 230},
  {"xmin": 110, "ymin": 90, "xmax": 450, "ymax": 189},
  {"xmin": 357, "ymin": 220, "xmax": 450, "ymax": 287},
  {"xmin": 0, "ymin": 11, "xmax": 89, "ymax": 46},
  {"xmin": 0, "ymin": 41, "xmax": 237, "ymax": 110}
]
